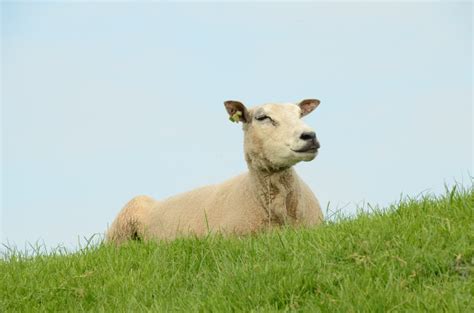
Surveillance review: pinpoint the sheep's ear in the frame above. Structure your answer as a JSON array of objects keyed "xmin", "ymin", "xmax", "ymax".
[
  {"xmin": 298, "ymin": 99, "xmax": 320, "ymax": 117},
  {"xmin": 224, "ymin": 100, "xmax": 249, "ymax": 123}
]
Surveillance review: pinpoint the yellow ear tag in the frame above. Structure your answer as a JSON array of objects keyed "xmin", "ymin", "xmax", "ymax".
[{"xmin": 229, "ymin": 111, "xmax": 242, "ymax": 123}]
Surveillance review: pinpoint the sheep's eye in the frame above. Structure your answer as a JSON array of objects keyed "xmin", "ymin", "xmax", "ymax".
[{"xmin": 255, "ymin": 115, "xmax": 270, "ymax": 121}]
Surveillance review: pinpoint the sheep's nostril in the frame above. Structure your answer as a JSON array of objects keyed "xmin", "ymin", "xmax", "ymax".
[
  {"xmin": 300, "ymin": 131, "xmax": 316, "ymax": 141},
  {"xmin": 315, "ymin": 141, "xmax": 320, "ymax": 150}
]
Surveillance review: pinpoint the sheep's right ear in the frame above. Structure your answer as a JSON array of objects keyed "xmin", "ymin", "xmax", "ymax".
[{"xmin": 224, "ymin": 100, "xmax": 249, "ymax": 123}]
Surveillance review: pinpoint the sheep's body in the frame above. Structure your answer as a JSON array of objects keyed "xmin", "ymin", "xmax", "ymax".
[
  {"xmin": 107, "ymin": 170, "xmax": 321, "ymax": 242},
  {"xmin": 107, "ymin": 100, "xmax": 323, "ymax": 243}
]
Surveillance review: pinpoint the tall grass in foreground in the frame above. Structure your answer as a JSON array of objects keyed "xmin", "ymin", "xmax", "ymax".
[{"xmin": 1, "ymin": 186, "xmax": 473, "ymax": 312}]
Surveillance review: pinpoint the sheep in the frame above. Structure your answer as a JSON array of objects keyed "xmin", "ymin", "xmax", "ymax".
[{"xmin": 106, "ymin": 99, "xmax": 323, "ymax": 243}]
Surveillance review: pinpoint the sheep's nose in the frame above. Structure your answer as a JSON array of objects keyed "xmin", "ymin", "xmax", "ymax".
[{"xmin": 300, "ymin": 131, "xmax": 316, "ymax": 141}]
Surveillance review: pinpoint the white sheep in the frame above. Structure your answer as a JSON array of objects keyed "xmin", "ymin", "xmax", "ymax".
[{"xmin": 106, "ymin": 99, "xmax": 323, "ymax": 243}]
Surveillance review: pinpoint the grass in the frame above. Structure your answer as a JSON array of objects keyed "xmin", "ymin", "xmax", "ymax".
[{"xmin": 1, "ymin": 186, "xmax": 473, "ymax": 312}]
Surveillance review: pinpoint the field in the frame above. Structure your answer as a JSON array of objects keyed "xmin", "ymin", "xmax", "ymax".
[{"xmin": 1, "ymin": 186, "xmax": 473, "ymax": 312}]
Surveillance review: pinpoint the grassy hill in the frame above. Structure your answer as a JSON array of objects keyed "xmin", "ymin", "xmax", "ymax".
[{"xmin": 1, "ymin": 186, "xmax": 473, "ymax": 312}]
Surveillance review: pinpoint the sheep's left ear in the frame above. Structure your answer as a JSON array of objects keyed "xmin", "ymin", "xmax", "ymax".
[
  {"xmin": 224, "ymin": 100, "xmax": 249, "ymax": 123},
  {"xmin": 298, "ymin": 99, "xmax": 320, "ymax": 117}
]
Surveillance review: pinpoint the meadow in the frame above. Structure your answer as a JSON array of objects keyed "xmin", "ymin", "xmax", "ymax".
[{"xmin": 1, "ymin": 186, "xmax": 473, "ymax": 312}]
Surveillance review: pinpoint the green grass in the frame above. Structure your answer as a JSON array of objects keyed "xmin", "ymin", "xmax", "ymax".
[{"xmin": 1, "ymin": 186, "xmax": 473, "ymax": 312}]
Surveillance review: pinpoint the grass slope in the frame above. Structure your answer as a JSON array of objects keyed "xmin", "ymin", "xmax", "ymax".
[{"xmin": 1, "ymin": 187, "xmax": 473, "ymax": 312}]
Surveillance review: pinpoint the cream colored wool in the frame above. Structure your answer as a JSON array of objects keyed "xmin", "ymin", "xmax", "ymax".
[{"xmin": 107, "ymin": 100, "xmax": 323, "ymax": 243}]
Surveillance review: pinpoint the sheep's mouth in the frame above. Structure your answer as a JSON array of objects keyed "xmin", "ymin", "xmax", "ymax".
[
  {"xmin": 292, "ymin": 145, "xmax": 319, "ymax": 154},
  {"xmin": 293, "ymin": 148, "xmax": 317, "ymax": 154}
]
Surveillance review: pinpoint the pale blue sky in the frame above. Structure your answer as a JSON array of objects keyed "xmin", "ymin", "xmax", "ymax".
[{"xmin": 1, "ymin": 2, "xmax": 472, "ymax": 250}]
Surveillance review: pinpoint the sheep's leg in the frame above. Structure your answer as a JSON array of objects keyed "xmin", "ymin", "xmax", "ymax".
[{"xmin": 106, "ymin": 195, "xmax": 155, "ymax": 245}]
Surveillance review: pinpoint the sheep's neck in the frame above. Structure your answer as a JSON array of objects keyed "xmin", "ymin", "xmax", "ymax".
[{"xmin": 248, "ymin": 167, "xmax": 300, "ymax": 225}]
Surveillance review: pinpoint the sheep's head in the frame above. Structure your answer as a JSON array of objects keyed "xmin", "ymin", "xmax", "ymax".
[{"xmin": 224, "ymin": 99, "xmax": 320, "ymax": 171}]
